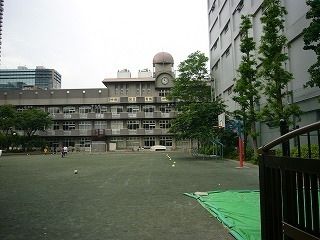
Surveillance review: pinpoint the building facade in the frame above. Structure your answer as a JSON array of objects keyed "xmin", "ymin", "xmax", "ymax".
[
  {"xmin": 0, "ymin": 66, "xmax": 61, "ymax": 90},
  {"xmin": 207, "ymin": 0, "xmax": 320, "ymax": 145},
  {"xmin": 0, "ymin": 52, "xmax": 184, "ymax": 151},
  {"xmin": 0, "ymin": 0, "xmax": 3, "ymax": 62}
]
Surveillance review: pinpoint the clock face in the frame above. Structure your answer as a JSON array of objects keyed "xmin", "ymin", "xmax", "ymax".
[{"xmin": 161, "ymin": 77, "xmax": 169, "ymax": 85}]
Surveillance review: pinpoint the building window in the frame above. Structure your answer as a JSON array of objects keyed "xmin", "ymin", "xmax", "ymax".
[
  {"xmin": 79, "ymin": 121, "xmax": 92, "ymax": 130},
  {"xmin": 143, "ymin": 120, "xmax": 156, "ymax": 130},
  {"xmin": 147, "ymin": 83, "xmax": 151, "ymax": 94},
  {"xmin": 142, "ymin": 84, "xmax": 145, "ymax": 94},
  {"xmin": 120, "ymin": 84, "xmax": 124, "ymax": 95},
  {"xmin": 159, "ymin": 120, "xmax": 171, "ymax": 129},
  {"xmin": 80, "ymin": 138, "xmax": 91, "ymax": 147},
  {"xmin": 159, "ymin": 89, "xmax": 170, "ymax": 97},
  {"xmin": 79, "ymin": 106, "xmax": 92, "ymax": 114},
  {"xmin": 92, "ymin": 105, "xmax": 108, "ymax": 113},
  {"xmin": 225, "ymin": 47, "xmax": 230, "ymax": 57},
  {"xmin": 63, "ymin": 106, "xmax": 76, "ymax": 114},
  {"xmin": 94, "ymin": 121, "xmax": 106, "ymax": 129},
  {"xmin": 111, "ymin": 121, "xmax": 123, "ymax": 129},
  {"xmin": 53, "ymin": 122, "xmax": 59, "ymax": 130},
  {"xmin": 159, "ymin": 105, "xmax": 172, "ymax": 113},
  {"xmin": 127, "ymin": 137, "xmax": 140, "ymax": 147},
  {"xmin": 236, "ymin": 0, "xmax": 244, "ymax": 12},
  {"xmin": 210, "ymin": 1, "xmax": 216, "ymax": 12},
  {"xmin": 63, "ymin": 121, "xmax": 75, "ymax": 130},
  {"xmin": 213, "ymin": 61, "xmax": 219, "ymax": 71},
  {"xmin": 143, "ymin": 105, "xmax": 154, "ymax": 112},
  {"xmin": 127, "ymin": 120, "xmax": 140, "ymax": 130},
  {"xmin": 160, "ymin": 136, "xmax": 173, "ymax": 146},
  {"xmin": 127, "ymin": 105, "xmax": 140, "ymax": 113},
  {"xmin": 63, "ymin": 138, "xmax": 75, "ymax": 147},
  {"xmin": 110, "ymin": 137, "xmax": 124, "ymax": 142},
  {"xmin": 111, "ymin": 106, "xmax": 123, "ymax": 114},
  {"xmin": 144, "ymin": 137, "xmax": 155, "ymax": 147},
  {"xmin": 213, "ymin": 39, "xmax": 218, "ymax": 50},
  {"xmin": 48, "ymin": 107, "xmax": 60, "ymax": 114},
  {"xmin": 17, "ymin": 106, "xmax": 33, "ymax": 112},
  {"xmin": 223, "ymin": 23, "xmax": 229, "ymax": 34},
  {"xmin": 115, "ymin": 84, "xmax": 119, "ymax": 95}
]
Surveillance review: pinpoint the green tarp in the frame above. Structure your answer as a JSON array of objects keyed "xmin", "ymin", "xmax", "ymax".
[{"xmin": 185, "ymin": 190, "xmax": 261, "ymax": 240}]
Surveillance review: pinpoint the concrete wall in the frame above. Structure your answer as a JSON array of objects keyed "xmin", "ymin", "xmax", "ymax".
[{"xmin": 208, "ymin": 0, "xmax": 320, "ymax": 146}]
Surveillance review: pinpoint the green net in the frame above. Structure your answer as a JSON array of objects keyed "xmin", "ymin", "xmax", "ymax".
[{"xmin": 185, "ymin": 190, "xmax": 261, "ymax": 240}]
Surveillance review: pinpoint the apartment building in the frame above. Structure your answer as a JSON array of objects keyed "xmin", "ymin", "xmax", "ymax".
[
  {"xmin": 207, "ymin": 0, "xmax": 320, "ymax": 145},
  {"xmin": 0, "ymin": 52, "xmax": 181, "ymax": 151}
]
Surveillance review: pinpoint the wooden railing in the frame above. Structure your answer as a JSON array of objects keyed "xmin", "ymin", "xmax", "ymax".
[{"xmin": 259, "ymin": 121, "xmax": 320, "ymax": 240}]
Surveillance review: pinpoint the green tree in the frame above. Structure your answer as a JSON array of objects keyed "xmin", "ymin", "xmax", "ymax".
[
  {"xmin": 169, "ymin": 102, "xmax": 225, "ymax": 144},
  {"xmin": 303, "ymin": 0, "xmax": 320, "ymax": 88},
  {"xmin": 168, "ymin": 51, "xmax": 211, "ymax": 106},
  {"xmin": 168, "ymin": 51, "xmax": 225, "ymax": 148},
  {"xmin": 0, "ymin": 105, "xmax": 16, "ymax": 136},
  {"xmin": 233, "ymin": 15, "xmax": 260, "ymax": 158},
  {"xmin": 259, "ymin": 0, "xmax": 300, "ymax": 127},
  {"xmin": 16, "ymin": 108, "xmax": 52, "ymax": 138}
]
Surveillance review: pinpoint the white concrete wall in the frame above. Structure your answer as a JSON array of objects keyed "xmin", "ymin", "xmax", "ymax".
[{"xmin": 208, "ymin": 0, "xmax": 320, "ymax": 146}]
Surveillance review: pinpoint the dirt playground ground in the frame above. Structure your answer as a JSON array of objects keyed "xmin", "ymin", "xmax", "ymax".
[{"xmin": 0, "ymin": 152, "xmax": 259, "ymax": 240}]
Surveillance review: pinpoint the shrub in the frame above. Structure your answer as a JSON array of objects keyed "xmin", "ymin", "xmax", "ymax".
[{"xmin": 291, "ymin": 144, "xmax": 319, "ymax": 159}]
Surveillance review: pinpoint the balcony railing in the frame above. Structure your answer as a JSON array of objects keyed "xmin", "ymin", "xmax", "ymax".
[
  {"xmin": 50, "ymin": 111, "xmax": 177, "ymax": 120},
  {"xmin": 39, "ymin": 128, "xmax": 174, "ymax": 137}
]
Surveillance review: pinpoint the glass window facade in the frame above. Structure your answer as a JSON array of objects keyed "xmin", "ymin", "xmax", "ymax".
[{"xmin": 0, "ymin": 68, "xmax": 61, "ymax": 90}]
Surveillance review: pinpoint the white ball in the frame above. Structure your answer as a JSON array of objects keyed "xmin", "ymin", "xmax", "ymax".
[
  {"xmin": 74, "ymin": 170, "xmax": 78, "ymax": 174},
  {"xmin": 171, "ymin": 164, "xmax": 175, "ymax": 167}
]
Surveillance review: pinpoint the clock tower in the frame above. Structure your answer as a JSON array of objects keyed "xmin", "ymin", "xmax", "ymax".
[{"xmin": 153, "ymin": 52, "xmax": 174, "ymax": 88}]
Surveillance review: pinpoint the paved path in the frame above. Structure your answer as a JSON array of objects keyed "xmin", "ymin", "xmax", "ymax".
[{"xmin": 0, "ymin": 152, "xmax": 259, "ymax": 240}]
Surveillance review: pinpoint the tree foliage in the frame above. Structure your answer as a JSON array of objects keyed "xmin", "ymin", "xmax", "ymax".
[
  {"xmin": 168, "ymin": 51, "xmax": 211, "ymax": 105},
  {"xmin": 168, "ymin": 51, "xmax": 225, "ymax": 146},
  {"xmin": 170, "ymin": 102, "xmax": 225, "ymax": 143},
  {"xmin": 16, "ymin": 108, "xmax": 52, "ymax": 137},
  {"xmin": 303, "ymin": 0, "xmax": 320, "ymax": 88},
  {"xmin": 0, "ymin": 105, "xmax": 16, "ymax": 136},
  {"xmin": 0, "ymin": 106, "xmax": 52, "ymax": 150},
  {"xmin": 233, "ymin": 15, "xmax": 260, "ymax": 156},
  {"xmin": 259, "ymin": 0, "xmax": 300, "ymax": 127}
]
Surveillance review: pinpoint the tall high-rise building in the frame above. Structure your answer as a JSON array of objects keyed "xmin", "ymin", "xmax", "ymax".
[
  {"xmin": 0, "ymin": 0, "xmax": 4, "ymax": 62},
  {"xmin": 207, "ymin": 0, "xmax": 320, "ymax": 145},
  {"xmin": 0, "ymin": 66, "xmax": 62, "ymax": 90}
]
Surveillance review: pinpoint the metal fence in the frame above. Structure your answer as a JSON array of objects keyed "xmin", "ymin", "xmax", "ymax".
[{"xmin": 259, "ymin": 121, "xmax": 320, "ymax": 240}]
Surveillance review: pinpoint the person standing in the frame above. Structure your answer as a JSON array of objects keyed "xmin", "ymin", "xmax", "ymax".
[{"xmin": 63, "ymin": 146, "xmax": 68, "ymax": 157}]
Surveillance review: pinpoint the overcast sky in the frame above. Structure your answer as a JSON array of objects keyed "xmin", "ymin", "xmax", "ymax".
[{"xmin": 1, "ymin": 0, "xmax": 209, "ymax": 89}]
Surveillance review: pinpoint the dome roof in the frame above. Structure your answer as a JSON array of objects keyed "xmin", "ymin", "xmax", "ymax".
[{"xmin": 153, "ymin": 52, "xmax": 174, "ymax": 64}]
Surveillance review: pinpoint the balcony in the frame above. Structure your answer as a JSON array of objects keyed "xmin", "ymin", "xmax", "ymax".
[
  {"xmin": 144, "ymin": 112, "xmax": 154, "ymax": 118},
  {"xmin": 128, "ymin": 113, "xmax": 137, "ymax": 118},
  {"xmin": 111, "ymin": 113, "xmax": 120, "ymax": 119},
  {"xmin": 79, "ymin": 113, "xmax": 88, "ymax": 119},
  {"xmin": 128, "ymin": 130, "xmax": 137, "ymax": 135},
  {"xmin": 40, "ymin": 128, "xmax": 173, "ymax": 137},
  {"xmin": 95, "ymin": 113, "xmax": 105, "ymax": 119}
]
